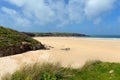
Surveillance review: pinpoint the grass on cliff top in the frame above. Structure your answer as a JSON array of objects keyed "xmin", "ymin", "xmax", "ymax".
[
  {"xmin": 0, "ymin": 26, "xmax": 41, "ymax": 47},
  {"xmin": 32, "ymin": 32, "xmax": 86, "ymax": 37},
  {"xmin": 2, "ymin": 61, "xmax": 120, "ymax": 80}
]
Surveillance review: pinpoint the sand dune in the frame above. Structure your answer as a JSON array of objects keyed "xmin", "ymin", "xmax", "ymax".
[{"xmin": 0, "ymin": 37, "xmax": 120, "ymax": 79}]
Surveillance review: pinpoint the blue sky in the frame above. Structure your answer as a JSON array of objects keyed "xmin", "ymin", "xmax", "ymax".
[{"xmin": 0, "ymin": 0, "xmax": 120, "ymax": 35}]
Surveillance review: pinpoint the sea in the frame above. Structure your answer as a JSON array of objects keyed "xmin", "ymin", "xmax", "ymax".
[{"xmin": 80, "ymin": 35, "xmax": 120, "ymax": 40}]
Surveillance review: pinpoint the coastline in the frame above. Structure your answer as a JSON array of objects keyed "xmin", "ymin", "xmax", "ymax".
[
  {"xmin": 75, "ymin": 37, "xmax": 120, "ymax": 40},
  {"xmin": 0, "ymin": 37, "xmax": 120, "ymax": 79}
]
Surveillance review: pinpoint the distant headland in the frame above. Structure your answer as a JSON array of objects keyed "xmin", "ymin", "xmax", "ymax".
[{"xmin": 22, "ymin": 32, "xmax": 87, "ymax": 37}]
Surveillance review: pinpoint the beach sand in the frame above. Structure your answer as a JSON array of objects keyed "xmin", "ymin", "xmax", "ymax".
[{"xmin": 0, "ymin": 37, "xmax": 120, "ymax": 79}]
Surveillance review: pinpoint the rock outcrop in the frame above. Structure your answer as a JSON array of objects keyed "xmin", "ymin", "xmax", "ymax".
[{"xmin": 0, "ymin": 26, "xmax": 45, "ymax": 57}]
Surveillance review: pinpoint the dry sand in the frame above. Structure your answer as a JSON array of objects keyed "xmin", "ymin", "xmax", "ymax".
[{"xmin": 0, "ymin": 37, "xmax": 120, "ymax": 79}]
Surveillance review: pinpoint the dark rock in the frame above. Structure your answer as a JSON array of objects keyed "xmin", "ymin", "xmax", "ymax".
[{"xmin": 61, "ymin": 48, "xmax": 70, "ymax": 51}]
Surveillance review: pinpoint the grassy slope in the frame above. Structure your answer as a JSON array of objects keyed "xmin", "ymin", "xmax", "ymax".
[
  {"xmin": 2, "ymin": 61, "xmax": 120, "ymax": 80},
  {"xmin": 0, "ymin": 26, "xmax": 44, "ymax": 56},
  {"xmin": 70, "ymin": 61, "xmax": 120, "ymax": 80},
  {"xmin": 34, "ymin": 32, "xmax": 86, "ymax": 37}
]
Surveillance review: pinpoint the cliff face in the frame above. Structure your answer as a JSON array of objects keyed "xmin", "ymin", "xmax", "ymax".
[{"xmin": 0, "ymin": 26, "xmax": 45, "ymax": 57}]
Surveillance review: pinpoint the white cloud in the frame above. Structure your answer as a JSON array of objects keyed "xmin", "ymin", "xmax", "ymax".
[
  {"xmin": 5, "ymin": 0, "xmax": 27, "ymax": 7},
  {"xmin": 85, "ymin": 0, "xmax": 116, "ymax": 18},
  {"xmin": 6, "ymin": 0, "xmax": 56, "ymax": 25},
  {"xmin": 68, "ymin": 0, "xmax": 85, "ymax": 23},
  {"xmin": 0, "ymin": 7, "xmax": 30, "ymax": 27},
  {"xmin": 0, "ymin": 0, "xmax": 117, "ymax": 27},
  {"xmin": 1, "ymin": 7, "xmax": 17, "ymax": 15}
]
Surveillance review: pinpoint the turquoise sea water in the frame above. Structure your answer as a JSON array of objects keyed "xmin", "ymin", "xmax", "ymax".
[
  {"xmin": 79, "ymin": 35, "xmax": 120, "ymax": 39},
  {"xmin": 89, "ymin": 35, "xmax": 120, "ymax": 38}
]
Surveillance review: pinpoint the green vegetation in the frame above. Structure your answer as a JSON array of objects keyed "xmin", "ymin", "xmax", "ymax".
[
  {"xmin": 23, "ymin": 32, "xmax": 87, "ymax": 37},
  {"xmin": 3, "ymin": 61, "xmax": 120, "ymax": 80},
  {"xmin": 0, "ymin": 26, "xmax": 45, "ymax": 57}
]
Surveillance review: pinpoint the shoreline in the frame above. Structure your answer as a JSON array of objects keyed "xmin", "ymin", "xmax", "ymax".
[
  {"xmin": 75, "ymin": 37, "xmax": 120, "ymax": 40},
  {"xmin": 33, "ymin": 36, "xmax": 120, "ymax": 40}
]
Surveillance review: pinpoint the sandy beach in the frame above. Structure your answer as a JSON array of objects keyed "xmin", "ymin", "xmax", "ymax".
[{"xmin": 0, "ymin": 37, "xmax": 120, "ymax": 79}]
